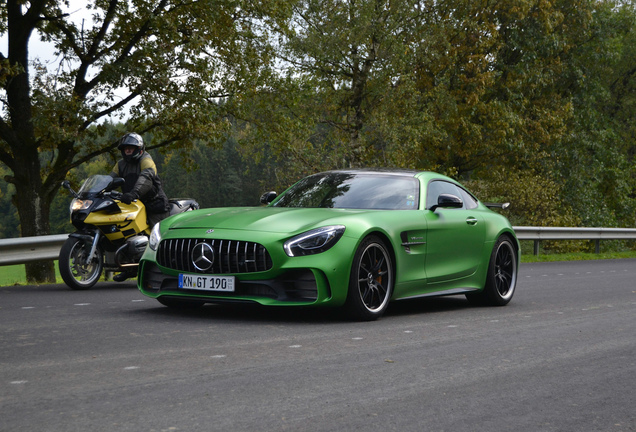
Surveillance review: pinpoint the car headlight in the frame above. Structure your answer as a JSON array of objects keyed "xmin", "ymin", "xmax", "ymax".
[
  {"xmin": 149, "ymin": 223, "xmax": 162, "ymax": 251},
  {"xmin": 284, "ymin": 225, "xmax": 346, "ymax": 257},
  {"xmin": 70, "ymin": 198, "xmax": 92, "ymax": 212}
]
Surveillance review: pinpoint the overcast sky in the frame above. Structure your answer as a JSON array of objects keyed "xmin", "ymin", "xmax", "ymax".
[{"xmin": 1, "ymin": 3, "xmax": 93, "ymax": 69}]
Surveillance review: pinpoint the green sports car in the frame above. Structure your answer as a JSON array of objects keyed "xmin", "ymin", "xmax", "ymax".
[{"xmin": 138, "ymin": 169, "xmax": 519, "ymax": 320}]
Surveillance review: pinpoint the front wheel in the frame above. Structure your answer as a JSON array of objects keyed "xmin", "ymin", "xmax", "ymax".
[
  {"xmin": 59, "ymin": 237, "xmax": 103, "ymax": 290},
  {"xmin": 467, "ymin": 236, "xmax": 517, "ymax": 306},
  {"xmin": 344, "ymin": 235, "xmax": 394, "ymax": 321}
]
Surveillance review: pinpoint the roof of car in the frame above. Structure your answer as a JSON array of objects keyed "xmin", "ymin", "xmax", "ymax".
[{"xmin": 323, "ymin": 168, "xmax": 422, "ymax": 177}]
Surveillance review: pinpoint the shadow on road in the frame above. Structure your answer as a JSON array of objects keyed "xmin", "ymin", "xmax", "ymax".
[{"xmin": 133, "ymin": 295, "xmax": 473, "ymax": 324}]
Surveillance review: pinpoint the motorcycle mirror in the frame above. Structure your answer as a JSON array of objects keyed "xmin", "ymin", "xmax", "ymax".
[
  {"xmin": 62, "ymin": 180, "xmax": 71, "ymax": 189},
  {"xmin": 112, "ymin": 177, "xmax": 125, "ymax": 188}
]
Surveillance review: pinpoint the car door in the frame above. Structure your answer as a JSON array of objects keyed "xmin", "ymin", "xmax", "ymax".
[{"xmin": 423, "ymin": 180, "xmax": 486, "ymax": 285}]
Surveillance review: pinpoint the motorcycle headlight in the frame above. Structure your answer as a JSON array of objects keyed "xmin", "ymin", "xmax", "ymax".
[
  {"xmin": 284, "ymin": 225, "xmax": 346, "ymax": 257},
  {"xmin": 149, "ymin": 223, "xmax": 162, "ymax": 251},
  {"xmin": 70, "ymin": 198, "xmax": 93, "ymax": 212}
]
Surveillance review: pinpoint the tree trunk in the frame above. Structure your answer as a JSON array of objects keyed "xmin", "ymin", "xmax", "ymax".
[
  {"xmin": 2, "ymin": 0, "xmax": 56, "ymax": 283},
  {"xmin": 13, "ymin": 169, "xmax": 55, "ymax": 283}
]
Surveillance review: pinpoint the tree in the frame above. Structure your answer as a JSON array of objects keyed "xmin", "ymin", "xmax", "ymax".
[
  {"xmin": 235, "ymin": 0, "xmax": 426, "ymax": 185},
  {"xmin": 553, "ymin": 0, "xmax": 636, "ymax": 227},
  {"xmin": 0, "ymin": 0, "xmax": 289, "ymax": 282},
  {"xmin": 239, "ymin": 0, "xmax": 636, "ymax": 234},
  {"xmin": 237, "ymin": 0, "xmax": 595, "ymax": 181}
]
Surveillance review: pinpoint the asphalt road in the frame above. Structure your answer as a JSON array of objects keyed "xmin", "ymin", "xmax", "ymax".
[{"xmin": 1, "ymin": 259, "xmax": 635, "ymax": 432}]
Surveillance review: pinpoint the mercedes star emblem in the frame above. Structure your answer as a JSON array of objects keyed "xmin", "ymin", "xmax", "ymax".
[{"xmin": 191, "ymin": 242, "xmax": 215, "ymax": 271}]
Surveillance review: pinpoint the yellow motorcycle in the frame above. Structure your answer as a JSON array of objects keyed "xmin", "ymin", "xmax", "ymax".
[{"xmin": 59, "ymin": 175, "xmax": 199, "ymax": 290}]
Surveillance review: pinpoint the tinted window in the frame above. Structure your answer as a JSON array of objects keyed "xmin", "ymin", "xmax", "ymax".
[
  {"xmin": 273, "ymin": 173, "xmax": 419, "ymax": 210},
  {"xmin": 458, "ymin": 187, "xmax": 478, "ymax": 209},
  {"xmin": 426, "ymin": 180, "xmax": 464, "ymax": 210}
]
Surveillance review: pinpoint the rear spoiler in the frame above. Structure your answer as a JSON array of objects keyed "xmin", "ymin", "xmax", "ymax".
[{"xmin": 484, "ymin": 202, "xmax": 510, "ymax": 210}]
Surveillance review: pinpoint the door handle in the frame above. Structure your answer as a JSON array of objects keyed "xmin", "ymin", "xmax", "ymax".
[{"xmin": 466, "ymin": 217, "xmax": 478, "ymax": 225}]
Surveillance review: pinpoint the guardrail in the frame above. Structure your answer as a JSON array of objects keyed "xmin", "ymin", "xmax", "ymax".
[
  {"xmin": 2, "ymin": 226, "xmax": 636, "ymax": 266},
  {"xmin": 0, "ymin": 234, "xmax": 69, "ymax": 266},
  {"xmin": 512, "ymin": 226, "xmax": 636, "ymax": 255}
]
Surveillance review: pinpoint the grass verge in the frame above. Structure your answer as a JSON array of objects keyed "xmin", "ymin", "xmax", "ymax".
[{"xmin": 521, "ymin": 250, "xmax": 636, "ymax": 263}]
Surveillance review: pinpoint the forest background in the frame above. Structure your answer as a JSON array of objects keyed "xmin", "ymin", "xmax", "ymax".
[{"xmin": 1, "ymin": 0, "xmax": 635, "ymax": 282}]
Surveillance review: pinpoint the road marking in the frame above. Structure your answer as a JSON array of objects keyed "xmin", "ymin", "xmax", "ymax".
[
  {"xmin": 124, "ymin": 366, "xmax": 139, "ymax": 370},
  {"xmin": 74, "ymin": 303, "xmax": 90, "ymax": 306},
  {"xmin": 10, "ymin": 381, "xmax": 27, "ymax": 385},
  {"xmin": 289, "ymin": 345, "xmax": 302, "ymax": 348}
]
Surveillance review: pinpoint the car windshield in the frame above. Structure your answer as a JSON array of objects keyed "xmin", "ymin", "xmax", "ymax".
[
  {"xmin": 273, "ymin": 172, "xmax": 419, "ymax": 210},
  {"xmin": 78, "ymin": 175, "xmax": 114, "ymax": 196}
]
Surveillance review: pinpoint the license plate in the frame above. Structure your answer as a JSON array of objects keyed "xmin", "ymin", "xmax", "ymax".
[{"xmin": 178, "ymin": 274, "xmax": 235, "ymax": 292}]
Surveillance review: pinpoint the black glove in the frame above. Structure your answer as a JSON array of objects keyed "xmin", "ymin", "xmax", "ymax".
[{"xmin": 121, "ymin": 192, "xmax": 137, "ymax": 204}]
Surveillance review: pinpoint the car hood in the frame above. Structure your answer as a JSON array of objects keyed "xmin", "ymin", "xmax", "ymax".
[{"xmin": 166, "ymin": 207, "xmax": 367, "ymax": 234}]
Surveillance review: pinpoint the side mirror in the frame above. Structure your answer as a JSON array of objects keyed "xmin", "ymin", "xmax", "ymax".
[
  {"xmin": 112, "ymin": 177, "xmax": 125, "ymax": 189},
  {"xmin": 260, "ymin": 191, "xmax": 277, "ymax": 205},
  {"xmin": 61, "ymin": 180, "xmax": 79, "ymax": 198},
  {"xmin": 430, "ymin": 194, "xmax": 463, "ymax": 212}
]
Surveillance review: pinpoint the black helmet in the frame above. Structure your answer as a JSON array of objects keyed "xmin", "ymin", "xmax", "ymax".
[{"xmin": 117, "ymin": 132, "xmax": 144, "ymax": 162}]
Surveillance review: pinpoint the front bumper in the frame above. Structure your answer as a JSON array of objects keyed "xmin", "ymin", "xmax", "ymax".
[{"xmin": 138, "ymin": 261, "xmax": 333, "ymax": 305}]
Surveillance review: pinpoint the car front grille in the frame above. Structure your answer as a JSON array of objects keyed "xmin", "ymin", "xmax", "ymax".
[{"xmin": 157, "ymin": 238, "xmax": 273, "ymax": 274}]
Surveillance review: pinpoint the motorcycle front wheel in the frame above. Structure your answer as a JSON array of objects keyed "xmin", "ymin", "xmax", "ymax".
[{"xmin": 59, "ymin": 237, "xmax": 104, "ymax": 290}]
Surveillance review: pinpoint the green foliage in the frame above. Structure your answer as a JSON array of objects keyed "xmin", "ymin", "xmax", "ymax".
[
  {"xmin": 157, "ymin": 137, "xmax": 278, "ymax": 208},
  {"xmin": 466, "ymin": 169, "xmax": 580, "ymax": 228},
  {"xmin": 521, "ymin": 249, "xmax": 636, "ymax": 263}
]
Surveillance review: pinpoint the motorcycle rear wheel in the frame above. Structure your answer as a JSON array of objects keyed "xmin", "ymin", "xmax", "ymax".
[{"xmin": 59, "ymin": 237, "xmax": 104, "ymax": 290}]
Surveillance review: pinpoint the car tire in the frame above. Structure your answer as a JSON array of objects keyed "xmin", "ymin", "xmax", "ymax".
[
  {"xmin": 467, "ymin": 235, "xmax": 517, "ymax": 306},
  {"xmin": 157, "ymin": 297, "xmax": 205, "ymax": 309},
  {"xmin": 345, "ymin": 235, "xmax": 394, "ymax": 321}
]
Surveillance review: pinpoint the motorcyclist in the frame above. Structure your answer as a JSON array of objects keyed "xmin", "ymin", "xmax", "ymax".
[{"xmin": 109, "ymin": 132, "xmax": 170, "ymax": 281}]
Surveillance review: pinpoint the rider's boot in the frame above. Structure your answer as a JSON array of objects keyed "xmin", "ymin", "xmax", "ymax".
[{"xmin": 113, "ymin": 270, "xmax": 137, "ymax": 282}]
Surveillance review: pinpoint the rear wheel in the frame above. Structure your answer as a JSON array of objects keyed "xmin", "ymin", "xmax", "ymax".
[
  {"xmin": 467, "ymin": 236, "xmax": 517, "ymax": 306},
  {"xmin": 344, "ymin": 235, "xmax": 394, "ymax": 321},
  {"xmin": 59, "ymin": 237, "xmax": 103, "ymax": 290}
]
